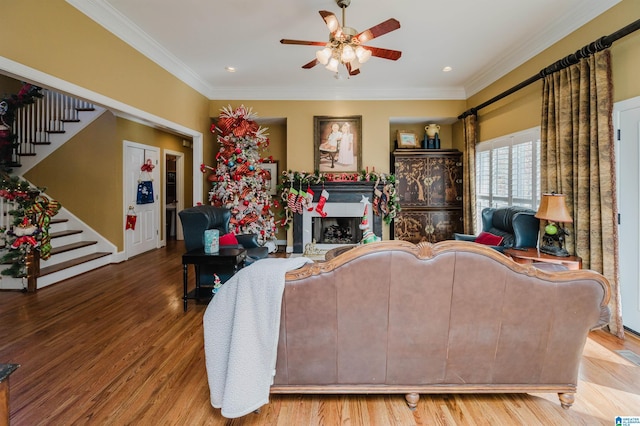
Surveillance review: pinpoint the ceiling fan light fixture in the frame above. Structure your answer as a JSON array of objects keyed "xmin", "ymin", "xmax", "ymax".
[
  {"xmin": 341, "ymin": 44, "xmax": 356, "ymax": 62},
  {"xmin": 316, "ymin": 47, "xmax": 332, "ymax": 65},
  {"xmin": 326, "ymin": 57, "xmax": 340, "ymax": 72},
  {"xmin": 355, "ymin": 46, "xmax": 371, "ymax": 63},
  {"xmin": 280, "ymin": 0, "xmax": 401, "ymax": 76}
]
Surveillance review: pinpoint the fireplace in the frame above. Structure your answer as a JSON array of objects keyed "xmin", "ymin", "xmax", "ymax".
[
  {"xmin": 313, "ymin": 217, "xmax": 362, "ymax": 244},
  {"xmin": 293, "ymin": 182, "xmax": 382, "ymax": 253}
]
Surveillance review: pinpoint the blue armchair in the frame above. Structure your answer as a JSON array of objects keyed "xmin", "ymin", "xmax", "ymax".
[
  {"xmin": 178, "ymin": 205, "xmax": 269, "ymax": 283},
  {"xmin": 454, "ymin": 206, "xmax": 540, "ymax": 252}
]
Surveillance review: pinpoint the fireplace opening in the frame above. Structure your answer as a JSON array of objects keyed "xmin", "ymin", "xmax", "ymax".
[{"xmin": 312, "ymin": 217, "xmax": 362, "ymax": 244}]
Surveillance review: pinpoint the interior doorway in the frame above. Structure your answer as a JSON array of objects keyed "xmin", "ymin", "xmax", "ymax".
[{"xmin": 164, "ymin": 150, "xmax": 185, "ymax": 241}]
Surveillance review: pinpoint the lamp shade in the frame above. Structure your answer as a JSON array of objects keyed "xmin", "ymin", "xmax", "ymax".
[
  {"xmin": 535, "ymin": 193, "xmax": 573, "ymax": 223},
  {"xmin": 316, "ymin": 47, "xmax": 332, "ymax": 65},
  {"xmin": 325, "ymin": 57, "xmax": 339, "ymax": 72}
]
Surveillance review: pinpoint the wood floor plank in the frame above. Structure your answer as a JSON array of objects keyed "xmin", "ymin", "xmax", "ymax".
[{"xmin": 1, "ymin": 240, "xmax": 639, "ymax": 425}]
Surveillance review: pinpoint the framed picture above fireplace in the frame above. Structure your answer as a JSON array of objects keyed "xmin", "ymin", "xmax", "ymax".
[{"xmin": 314, "ymin": 115, "xmax": 362, "ymax": 173}]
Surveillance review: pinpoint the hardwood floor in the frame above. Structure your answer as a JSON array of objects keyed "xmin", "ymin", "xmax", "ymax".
[{"xmin": 1, "ymin": 240, "xmax": 639, "ymax": 425}]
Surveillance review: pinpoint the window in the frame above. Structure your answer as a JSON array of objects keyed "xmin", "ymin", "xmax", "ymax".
[{"xmin": 476, "ymin": 127, "xmax": 541, "ymax": 227}]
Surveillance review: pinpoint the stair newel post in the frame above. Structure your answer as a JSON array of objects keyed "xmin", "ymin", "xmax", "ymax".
[{"xmin": 25, "ymin": 247, "xmax": 39, "ymax": 293}]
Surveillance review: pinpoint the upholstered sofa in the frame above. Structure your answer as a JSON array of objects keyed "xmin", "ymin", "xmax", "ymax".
[
  {"xmin": 271, "ymin": 240, "xmax": 610, "ymax": 410},
  {"xmin": 454, "ymin": 206, "xmax": 540, "ymax": 251}
]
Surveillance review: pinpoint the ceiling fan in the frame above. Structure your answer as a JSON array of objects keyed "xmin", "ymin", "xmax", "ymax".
[{"xmin": 280, "ymin": 0, "xmax": 401, "ymax": 76}]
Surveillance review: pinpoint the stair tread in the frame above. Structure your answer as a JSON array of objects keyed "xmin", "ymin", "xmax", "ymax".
[
  {"xmin": 39, "ymin": 252, "xmax": 111, "ymax": 276},
  {"xmin": 50, "ymin": 229, "xmax": 83, "ymax": 238},
  {"xmin": 50, "ymin": 241, "xmax": 97, "ymax": 255},
  {"xmin": 50, "ymin": 218, "xmax": 69, "ymax": 224}
]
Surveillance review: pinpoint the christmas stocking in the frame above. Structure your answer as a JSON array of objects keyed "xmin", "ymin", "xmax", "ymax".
[
  {"xmin": 294, "ymin": 192, "xmax": 304, "ymax": 214},
  {"xmin": 287, "ymin": 188, "xmax": 299, "ymax": 211},
  {"xmin": 298, "ymin": 188, "xmax": 308, "ymax": 211},
  {"xmin": 305, "ymin": 187, "xmax": 315, "ymax": 211},
  {"xmin": 315, "ymin": 189, "xmax": 329, "ymax": 217}
]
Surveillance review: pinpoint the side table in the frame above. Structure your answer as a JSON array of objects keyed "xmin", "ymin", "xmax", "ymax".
[
  {"xmin": 182, "ymin": 247, "xmax": 247, "ymax": 311},
  {"xmin": 0, "ymin": 364, "xmax": 19, "ymax": 426},
  {"xmin": 504, "ymin": 247, "xmax": 582, "ymax": 270}
]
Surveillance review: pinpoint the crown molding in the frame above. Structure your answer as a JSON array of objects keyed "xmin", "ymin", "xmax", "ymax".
[
  {"xmin": 67, "ymin": 0, "xmax": 620, "ymax": 101},
  {"xmin": 207, "ymin": 86, "xmax": 467, "ymax": 101},
  {"xmin": 65, "ymin": 0, "xmax": 467, "ymax": 101},
  {"xmin": 65, "ymin": 0, "xmax": 215, "ymax": 98},
  {"xmin": 464, "ymin": 0, "xmax": 622, "ymax": 97}
]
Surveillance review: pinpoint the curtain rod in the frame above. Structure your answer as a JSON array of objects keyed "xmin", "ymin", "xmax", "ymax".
[{"xmin": 458, "ymin": 18, "xmax": 640, "ymax": 120}]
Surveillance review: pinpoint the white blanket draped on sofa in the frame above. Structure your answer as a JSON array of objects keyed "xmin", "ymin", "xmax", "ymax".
[{"xmin": 203, "ymin": 257, "xmax": 313, "ymax": 418}]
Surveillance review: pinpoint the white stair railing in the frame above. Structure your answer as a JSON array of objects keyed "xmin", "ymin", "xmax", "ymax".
[
  {"xmin": 0, "ymin": 196, "xmax": 12, "ymax": 239},
  {"xmin": 13, "ymin": 89, "xmax": 94, "ymax": 165}
]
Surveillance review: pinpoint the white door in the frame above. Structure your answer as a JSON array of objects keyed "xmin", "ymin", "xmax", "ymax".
[
  {"xmin": 124, "ymin": 142, "xmax": 160, "ymax": 258},
  {"xmin": 616, "ymin": 97, "xmax": 640, "ymax": 335}
]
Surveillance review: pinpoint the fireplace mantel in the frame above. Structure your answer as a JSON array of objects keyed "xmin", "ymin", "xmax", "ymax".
[{"xmin": 293, "ymin": 181, "xmax": 382, "ymax": 253}]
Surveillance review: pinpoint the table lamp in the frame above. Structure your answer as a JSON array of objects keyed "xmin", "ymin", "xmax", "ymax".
[{"xmin": 535, "ymin": 193, "xmax": 573, "ymax": 257}]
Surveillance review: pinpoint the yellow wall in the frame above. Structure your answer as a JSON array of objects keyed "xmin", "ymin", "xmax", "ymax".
[
  {"xmin": 116, "ymin": 117, "xmax": 194, "ymax": 211},
  {"xmin": 209, "ymin": 100, "xmax": 465, "ymax": 175},
  {"xmin": 1, "ymin": 1, "xmax": 210, "ymax": 134},
  {"xmin": 4, "ymin": 0, "xmax": 640, "ymax": 249},
  {"xmin": 462, "ymin": 0, "xmax": 640, "ymax": 142},
  {"xmin": 23, "ymin": 113, "xmax": 193, "ymax": 249},
  {"xmin": 2, "ymin": 0, "xmax": 208, "ymax": 251}
]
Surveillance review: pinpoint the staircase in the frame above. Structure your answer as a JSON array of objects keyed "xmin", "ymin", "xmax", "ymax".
[
  {"xmin": 35, "ymin": 211, "xmax": 114, "ymax": 288},
  {"xmin": 0, "ymin": 88, "xmax": 115, "ymax": 290}
]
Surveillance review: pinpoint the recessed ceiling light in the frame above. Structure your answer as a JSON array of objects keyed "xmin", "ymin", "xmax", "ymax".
[
  {"xmin": 442, "ymin": 66, "xmax": 452, "ymax": 72},
  {"xmin": 225, "ymin": 67, "xmax": 236, "ymax": 73}
]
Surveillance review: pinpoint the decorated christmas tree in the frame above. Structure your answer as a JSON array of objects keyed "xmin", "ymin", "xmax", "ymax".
[{"xmin": 205, "ymin": 105, "xmax": 277, "ymax": 248}]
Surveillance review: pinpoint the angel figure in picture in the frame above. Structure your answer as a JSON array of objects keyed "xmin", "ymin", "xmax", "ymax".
[{"xmin": 337, "ymin": 122, "xmax": 354, "ymax": 166}]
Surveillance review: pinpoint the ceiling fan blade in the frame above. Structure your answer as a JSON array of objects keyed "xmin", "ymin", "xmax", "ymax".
[
  {"xmin": 319, "ymin": 10, "xmax": 340, "ymax": 34},
  {"xmin": 346, "ymin": 63, "xmax": 360, "ymax": 76},
  {"xmin": 366, "ymin": 46, "xmax": 402, "ymax": 61},
  {"xmin": 280, "ymin": 39, "xmax": 327, "ymax": 47},
  {"xmin": 355, "ymin": 18, "xmax": 400, "ymax": 43},
  {"xmin": 302, "ymin": 59, "xmax": 319, "ymax": 69}
]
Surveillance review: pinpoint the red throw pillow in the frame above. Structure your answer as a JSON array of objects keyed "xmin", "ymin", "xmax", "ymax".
[
  {"xmin": 219, "ymin": 233, "xmax": 239, "ymax": 246},
  {"xmin": 474, "ymin": 231, "xmax": 504, "ymax": 246}
]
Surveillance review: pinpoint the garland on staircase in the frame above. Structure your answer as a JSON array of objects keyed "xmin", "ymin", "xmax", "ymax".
[
  {"xmin": 0, "ymin": 83, "xmax": 43, "ymax": 172},
  {"xmin": 0, "ymin": 173, "xmax": 61, "ymax": 278}
]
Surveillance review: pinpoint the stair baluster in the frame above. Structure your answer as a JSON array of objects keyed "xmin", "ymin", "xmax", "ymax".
[
  {"xmin": 0, "ymin": 89, "xmax": 110, "ymax": 291},
  {"xmin": 12, "ymin": 89, "xmax": 95, "ymax": 166}
]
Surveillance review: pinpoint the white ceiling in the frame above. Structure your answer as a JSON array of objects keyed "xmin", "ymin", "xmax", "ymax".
[{"xmin": 67, "ymin": 0, "xmax": 621, "ymax": 101}]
